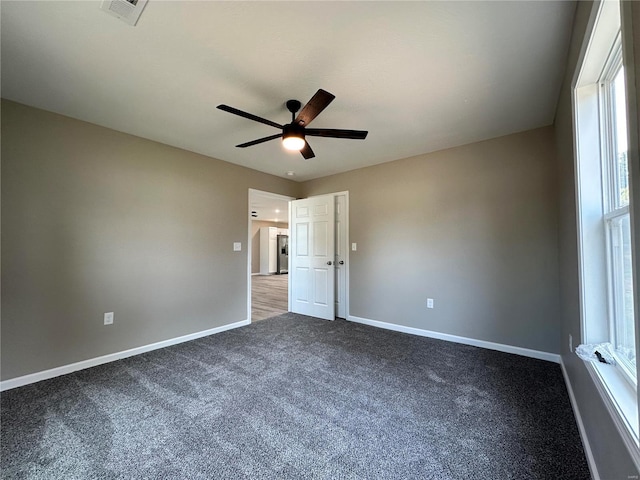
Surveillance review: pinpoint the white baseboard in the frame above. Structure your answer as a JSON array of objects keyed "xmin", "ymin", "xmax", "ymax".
[
  {"xmin": 560, "ymin": 358, "xmax": 600, "ymax": 480},
  {"xmin": 347, "ymin": 315, "xmax": 561, "ymax": 363},
  {"xmin": 0, "ymin": 319, "xmax": 250, "ymax": 392}
]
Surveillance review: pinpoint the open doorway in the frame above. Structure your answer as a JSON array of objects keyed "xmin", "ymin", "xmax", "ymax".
[{"xmin": 248, "ymin": 189, "xmax": 294, "ymax": 322}]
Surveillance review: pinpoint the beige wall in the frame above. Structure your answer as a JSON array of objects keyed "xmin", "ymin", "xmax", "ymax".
[
  {"xmin": 302, "ymin": 126, "xmax": 560, "ymax": 354},
  {"xmin": 4, "ymin": 18, "xmax": 637, "ymax": 474},
  {"xmin": 1, "ymin": 100, "xmax": 301, "ymax": 380},
  {"xmin": 624, "ymin": 0, "xmax": 640, "ymax": 386},
  {"xmin": 251, "ymin": 220, "xmax": 288, "ymax": 274},
  {"xmin": 2, "ymin": 99, "xmax": 563, "ymax": 380},
  {"xmin": 2, "ymin": 5, "xmax": 638, "ymax": 472},
  {"xmin": 555, "ymin": 1, "xmax": 640, "ymax": 477}
]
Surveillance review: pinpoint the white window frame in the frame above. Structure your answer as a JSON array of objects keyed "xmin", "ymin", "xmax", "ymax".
[
  {"xmin": 599, "ymin": 42, "xmax": 624, "ymax": 213},
  {"xmin": 605, "ymin": 207, "xmax": 634, "ymax": 379},
  {"xmin": 572, "ymin": 0, "xmax": 640, "ymax": 469},
  {"xmin": 598, "ymin": 41, "xmax": 636, "ymax": 385}
]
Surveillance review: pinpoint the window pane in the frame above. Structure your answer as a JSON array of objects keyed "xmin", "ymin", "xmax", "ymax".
[
  {"xmin": 611, "ymin": 213, "xmax": 636, "ymax": 377},
  {"xmin": 613, "ymin": 67, "xmax": 629, "ymax": 208}
]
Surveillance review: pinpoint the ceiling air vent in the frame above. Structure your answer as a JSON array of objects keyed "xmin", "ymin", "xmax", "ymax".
[{"xmin": 100, "ymin": 0, "xmax": 148, "ymax": 26}]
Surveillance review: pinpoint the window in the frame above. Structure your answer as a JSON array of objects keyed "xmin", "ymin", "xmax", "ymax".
[
  {"xmin": 573, "ymin": 0, "xmax": 639, "ymax": 460},
  {"xmin": 600, "ymin": 46, "xmax": 636, "ymax": 382}
]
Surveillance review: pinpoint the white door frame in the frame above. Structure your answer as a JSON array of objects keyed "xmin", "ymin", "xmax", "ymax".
[
  {"xmin": 287, "ymin": 191, "xmax": 350, "ymax": 320},
  {"xmin": 247, "ymin": 188, "xmax": 296, "ymax": 323},
  {"xmin": 334, "ymin": 192, "xmax": 349, "ymax": 318}
]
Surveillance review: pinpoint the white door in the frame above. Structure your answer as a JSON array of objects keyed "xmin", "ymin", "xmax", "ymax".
[
  {"xmin": 335, "ymin": 194, "xmax": 347, "ymax": 318},
  {"xmin": 290, "ymin": 194, "xmax": 335, "ymax": 320}
]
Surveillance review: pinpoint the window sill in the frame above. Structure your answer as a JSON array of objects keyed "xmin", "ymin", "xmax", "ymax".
[{"xmin": 586, "ymin": 360, "xmax": 640, "ymax": 468}]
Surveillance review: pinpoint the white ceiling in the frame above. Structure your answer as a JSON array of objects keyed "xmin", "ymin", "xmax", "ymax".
[
  {"xmin": 1, "ymin": 1, "xmax": 576, "ymax": 182},
  {"xmin": 250, "ymin": 190, "xmax": 292, "ymax": 224}
]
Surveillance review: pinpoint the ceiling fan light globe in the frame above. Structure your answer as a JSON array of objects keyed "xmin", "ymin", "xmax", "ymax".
[{"xmin": 282, "ymin": 136, "xmax": 305, "ymax": 151}]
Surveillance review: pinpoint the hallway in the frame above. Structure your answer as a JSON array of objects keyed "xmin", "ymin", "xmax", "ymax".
[{"xmin": 251, "ymin": 274, "xmax": 288, "ymax": 321}]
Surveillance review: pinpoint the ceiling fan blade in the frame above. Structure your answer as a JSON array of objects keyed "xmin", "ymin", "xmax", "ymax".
[
  {"xmin": 236, "ymin": 133, "xmax": 282, "ymax": 148},
  {"xmin": 305, "ymin": 128, "xmax": 368, "ymax": 140},
  {"xmin": 294, "ymin": 89, "xmax": 335, "ymax": 126},
  {"xmin": 300, "ymin": 141, "xmax": 315, "ymax": 159},
  {"xmin": 217, "ymin": 105, "xmax": 282, "ymax": 129}
]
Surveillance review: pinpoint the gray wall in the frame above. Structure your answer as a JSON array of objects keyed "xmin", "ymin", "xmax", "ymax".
[
  {"xmin": 3, "ymin": 5, "xmax": 639, "ymax": 470},
  {"xmin": 251, "ymin": 220, "xmax": 288, "ymax": 274},
  {"xmin": 302, "ymin": 127, "xmax": 561, "ymax": 354},
  {"xmin": 1, "ymin": 100, "xmax": 301, "ymax": 380},
  {"xmin": 555, "ymin": 1, "xmax": 639, "ymax": 477},
  {"xmin": 623, "ymin": 0, "xmax": 640, "ymax": 387},
  {"xmin": 1, "ymin": 101, "xmax": 563, "ymax": 382}
]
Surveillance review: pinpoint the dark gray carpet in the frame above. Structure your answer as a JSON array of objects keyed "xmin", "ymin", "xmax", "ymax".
[{"xmin": 2, "ymin": 314, "xmax": 590, "ymax": 479}]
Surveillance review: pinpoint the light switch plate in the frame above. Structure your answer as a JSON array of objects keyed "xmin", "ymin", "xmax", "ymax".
[
  {"xmin": 351, "ymin": 243, "xmax": 357, "ymax": 251},
  {"xmin": 233, "ymin": 242, "xmax": 241, "ymax": 251},
  {"xmin": 104, "ymin": 312, "xmax": 114, "ymax": 325}
]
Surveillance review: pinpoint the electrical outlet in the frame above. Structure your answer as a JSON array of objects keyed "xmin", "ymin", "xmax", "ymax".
[
  {"xmin": 233, "ymin": 242, "xmax": 241, "ymax": 251},
  {"xmin": 427, "ymin": 298, "xmax": 434, "ymax": 309},
  {"xmin": 104, "ymin": 312, "xmax": 114, "ymax": 325},
  {"xmin": 569, "ymin": 334, "xmax": 573, "ymax": 352}
]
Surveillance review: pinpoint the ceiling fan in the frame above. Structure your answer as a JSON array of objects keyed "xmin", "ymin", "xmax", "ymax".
[{"xmin": 217, "ymin": 89, "xmax": 368, "ymax": 160}]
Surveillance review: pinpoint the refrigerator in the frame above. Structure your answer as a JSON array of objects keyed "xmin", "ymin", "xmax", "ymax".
[{"xmin": 276, "ymin": 235, "xmax": 288, "ymax": 274}]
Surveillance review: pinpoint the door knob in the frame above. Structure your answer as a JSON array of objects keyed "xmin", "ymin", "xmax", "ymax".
[
  {"xmin": 327, "ymin": 261, "xmax": 333, "ymax": 265},
  {"xmin": 338, "ymin": 260, "xmax": 345, "ymax": 265}
]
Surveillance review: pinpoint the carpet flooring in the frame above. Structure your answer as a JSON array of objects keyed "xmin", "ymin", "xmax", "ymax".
[{"xmin": 1, "ymin": 314, "xmax": 590, "ymax": 479}]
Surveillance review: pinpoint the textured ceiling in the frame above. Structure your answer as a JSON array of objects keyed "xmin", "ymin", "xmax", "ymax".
[{"xmin": 1, "ymin": 1, "xmax": 575, "ymax": 182}]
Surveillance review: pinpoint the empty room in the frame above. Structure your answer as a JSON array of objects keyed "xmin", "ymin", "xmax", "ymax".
[{"xmin": 2, "ymin": 1, "xmax": 639, "ymax": 479}]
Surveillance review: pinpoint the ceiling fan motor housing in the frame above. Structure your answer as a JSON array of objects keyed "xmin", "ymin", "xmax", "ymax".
[{"xmin": 283, "ymin": 122, "xmax": 305, "ymax": 140}]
